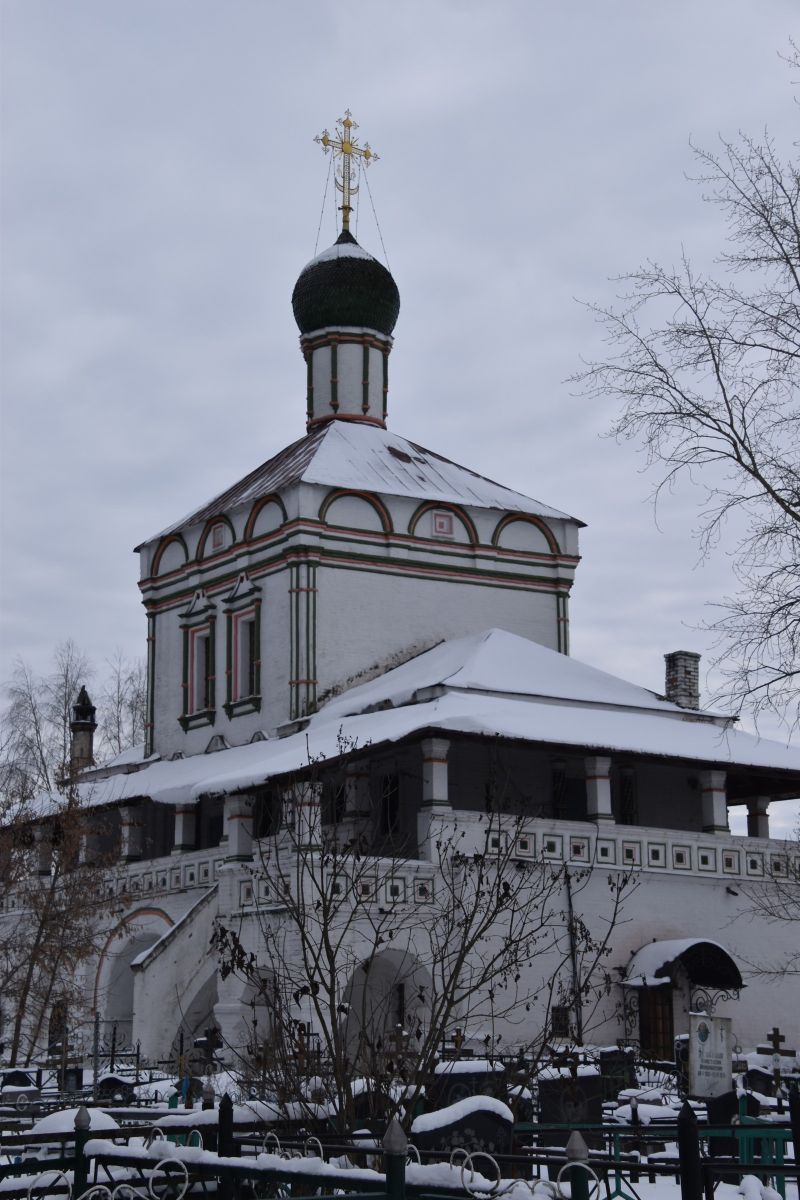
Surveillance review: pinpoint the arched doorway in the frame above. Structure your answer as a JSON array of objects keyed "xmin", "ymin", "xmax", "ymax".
[
  {"xmin": 94, "ymin": 910, "xmax": 173, "ymax": 1053},
  {"xmin": 342, "ymin": 950, "xmax": 432, "ymax": 1072}
]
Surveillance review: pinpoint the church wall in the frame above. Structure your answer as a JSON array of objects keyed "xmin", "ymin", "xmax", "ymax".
[
  {"xmin": 314, "ymin": 565, "xmax": 560, "ymax": 703},
  {"xmin": 217, "ymin": 839, "xmax": 796, "ymax": 1054}
]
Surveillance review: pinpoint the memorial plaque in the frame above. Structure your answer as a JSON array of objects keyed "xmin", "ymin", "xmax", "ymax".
[{"xmin": 688, "ymin": 1014, "xmax": 732, "ymax": 1099}]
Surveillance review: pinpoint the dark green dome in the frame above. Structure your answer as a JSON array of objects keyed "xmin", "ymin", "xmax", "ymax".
[{"xmin": 292, "ymin": 230, "xmax": 400, "ymax": 337}]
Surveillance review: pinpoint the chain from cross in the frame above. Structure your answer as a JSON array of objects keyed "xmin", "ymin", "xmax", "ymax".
[{"xmin": 315, "ymin": 110, "xmax": 378, "ymax": 233}]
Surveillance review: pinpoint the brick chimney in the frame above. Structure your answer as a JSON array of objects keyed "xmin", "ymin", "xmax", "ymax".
[
  {"xmin": 70, "ymin": 685, "xmax": 97, "ymax": 775},
  {"xmin": 664, "ymin": 651, "xmax": 701, "ymax": 710}
]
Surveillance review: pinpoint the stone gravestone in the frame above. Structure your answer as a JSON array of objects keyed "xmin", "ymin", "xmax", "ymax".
[
  {"xmin": 428, "ymin": 1061, "xmax": 506, "ymax": 1109},
  {"xmin": 62, "ymin": 1066, "xmax": 84, "ymax": 1093},
  {"xmin": 411, "ymin": 1096, "xmax": 513, "ymax": 1156},
  {"xmin": 599, "ymin": 1049, "xmax": 637, "ymax": 1102},
  {"xmin": 706, "ymin": 1090, "xmax": 761, "ymax": 1171},
  {"xmin": 96, "ymin": 1073, "xmax": 135, "ymax": 1103},
  {"xmin": 744, "ymin": 1067, "xmax": 776, "ymax": 1097},
  {"xmin": 538, "ymin": 1073, "xmax": 604, "ymax": 1148}
]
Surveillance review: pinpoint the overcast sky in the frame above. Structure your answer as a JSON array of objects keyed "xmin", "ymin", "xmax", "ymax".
[{"xmin": 1, "ymin": 2, "xmax": 798, "ymax": 831}]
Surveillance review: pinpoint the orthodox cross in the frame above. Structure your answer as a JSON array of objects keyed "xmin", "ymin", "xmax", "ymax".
[
  {"xmin": 315, "ymin": 110, "xmax": 378, "ymax": 233},
  {"xmin": 766, "ymin": 1026, "xmax": 786, "ymax": 1107}
]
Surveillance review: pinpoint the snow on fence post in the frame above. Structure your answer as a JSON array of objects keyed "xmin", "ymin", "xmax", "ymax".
[
  {"xmin": 383, "ymin": 1117, "xmax": 408, "ymax": 1200},
  {"xmin": 217, "ymin": 1092, "xmax": 234, "ymax": 1200},
  {"xmin": 677, "ymin": 1100, "xmax": 702, "ymax": 1200},
  {"xmin": 73, "ymin": 1105, "xmax": 91, "ymax": 1198},
  {"xmin": 565, "ymin": 1130, "xmax": 590, "ymax": 1200}
]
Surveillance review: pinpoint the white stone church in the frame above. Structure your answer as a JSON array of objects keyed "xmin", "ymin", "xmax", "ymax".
[{"xmin": 4, "ymin": 186, "xmax": 800, "ymax": 1073}]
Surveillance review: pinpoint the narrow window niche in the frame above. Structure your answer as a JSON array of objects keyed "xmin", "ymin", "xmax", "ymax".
[
  {"xmin": 223, "ymin": 575, "xmax": 262, "ymax": 718},
  {"xmin": 179, "ymin": 591, "xmax": 217, "ymax": 731}
]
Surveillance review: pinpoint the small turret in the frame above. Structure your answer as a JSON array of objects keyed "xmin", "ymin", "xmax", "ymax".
[{"xmin": 70, "ymin": 685, "xmax": 97, "ymax": 775}]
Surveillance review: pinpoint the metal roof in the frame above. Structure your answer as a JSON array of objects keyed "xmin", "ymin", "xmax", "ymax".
[{"xmin": 143, "ymin": 422, "xmax": 582, "ymax": 546}]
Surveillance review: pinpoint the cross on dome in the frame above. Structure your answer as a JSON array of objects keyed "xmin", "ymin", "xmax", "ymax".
[{"xmin": 315, "ymin": 109, "xmax": 379, "ymax": 233}]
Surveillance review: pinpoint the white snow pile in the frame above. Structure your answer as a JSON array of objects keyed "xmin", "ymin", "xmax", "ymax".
[
  {"xmin": 31, "ymin": 1107, "xmax": 119, "ymax": 1136},
  {"xmin": 538, "ymin": 1065, "xmax": 601, "ymax": 1081},
  {"xmin": 411, "ymin": 1096, "xmax": 513, "ymax": 1133},
  {"xmin": 612, "ymin": 1101, "xmax": 681, "ymax": 1125},
  {"xmin": 738, "ymin": 1177, "xmax": 782, "ymax": 1200}
]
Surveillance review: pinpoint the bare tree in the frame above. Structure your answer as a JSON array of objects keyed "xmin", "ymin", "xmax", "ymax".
[
  {"xmin": 577, "ymin": 78, "xmax": 800, "ymax": 729},
  {"xmin": 0, "ymin": 782, "xmax": 114, "ymax": 1065},
  {"xmin": 97, "ymin": 651, "xmax": 147, "ymax": 759},
  {"xmin": 3, "ymin": 641, "xmax": 92, "ymax": 796},
  {"xmin": 0, "ymin": 643, "xmax": 132, "ymax": 1064},
  {"xmin": 213, "ymin": 745, "xmax": 635, "ymax": 1130}
]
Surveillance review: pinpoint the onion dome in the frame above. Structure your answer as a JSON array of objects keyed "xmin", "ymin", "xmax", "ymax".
[{"xmin": 292, "ymin": 230, "xmax": 400, "ymax": 337}]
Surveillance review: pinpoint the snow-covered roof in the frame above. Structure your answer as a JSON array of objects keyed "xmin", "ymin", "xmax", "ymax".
[
  {"xmin": 147, "ymin": 423, "xmax": 579, "ymax": 544},
  {"xmin": 321, "ymin": 628, "xmax": 706, "ymax": 720},
  {"xmin": 50, "ymin": 629, "xmax": 800, "ymax": 814}
]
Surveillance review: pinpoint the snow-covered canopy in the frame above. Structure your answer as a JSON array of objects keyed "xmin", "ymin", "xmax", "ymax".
[
  {"xmin": 35, "ymin": 629, "xmax": 800, "ymax": 814},
  {"xmin": 622, "ymin": 938, "xmax": 743, "ymax": 989}
]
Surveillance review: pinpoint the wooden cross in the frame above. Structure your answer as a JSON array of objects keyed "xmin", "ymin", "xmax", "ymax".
[
  {"xmin": 315, "ymin": 110, "xmax": 379, "ymax": 233},
  {"xmin": 766, "ymin": 1027, "xmax": 786, "ymax": 1053}
]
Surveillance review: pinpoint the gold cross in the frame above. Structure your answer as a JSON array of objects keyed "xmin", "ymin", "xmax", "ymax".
[{"xmin": 315, "ymin": 109, "xmax": 379, "ymax": 233}]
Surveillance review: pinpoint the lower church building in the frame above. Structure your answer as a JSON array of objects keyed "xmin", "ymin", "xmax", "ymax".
[{"xmin": 3, "ymin": 153, "xmax": 800, "ymax": 1076}]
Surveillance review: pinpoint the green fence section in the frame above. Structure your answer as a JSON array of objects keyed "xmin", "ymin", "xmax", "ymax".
[{"xmin": 1, "ymin": 1103, "xmax": 798, "ymax": 1200}]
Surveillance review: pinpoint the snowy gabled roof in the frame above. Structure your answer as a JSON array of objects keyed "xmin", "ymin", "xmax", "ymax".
[
  {"xmin": 320, "ymin": 628, "xmax": 709, "ymax": 720},
  {"xmin": 46, "ymin": 629, "xmax": 800, "ymax": 814},
  {"xmin": 145, "ymin": 422, "xmax": 580, "ymax": 544}
]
